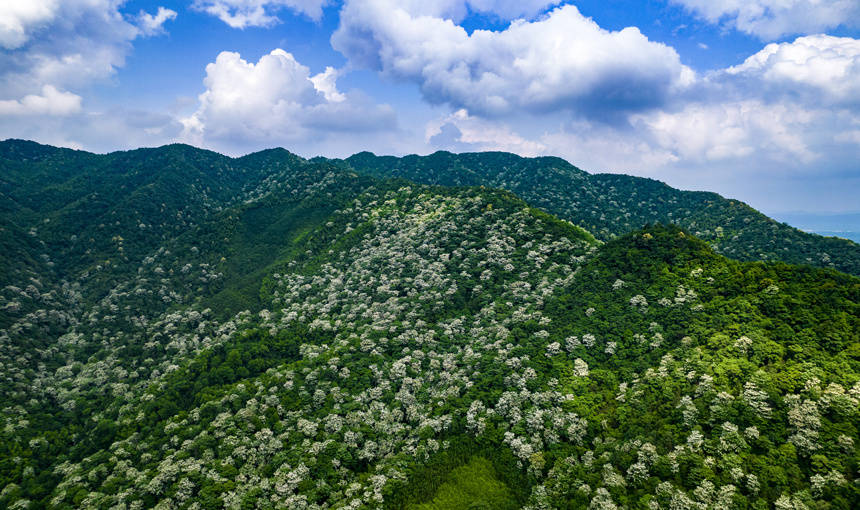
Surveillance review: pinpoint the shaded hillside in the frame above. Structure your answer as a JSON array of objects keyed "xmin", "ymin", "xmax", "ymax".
[
  {"xmin": 3, "ymin": 140, "xmax": 857, "ymax": 278},
  {"xmin": 0, "ymin": 168, "xmax": 856, "ymax": 508},
  {"xmin": 341, "ymin": 150, "xmax": 860, "ymax": 275}
]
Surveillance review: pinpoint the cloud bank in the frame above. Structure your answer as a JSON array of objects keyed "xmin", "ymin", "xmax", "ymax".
[
  {"xmin": 0, "ymin": 1, "xmax": 179, "ymax": 149},
  {"xmin": 724, "ymin": 35, "xmax": 860, "ymax": 105},
  {"xmin": 137, "ymin": 6, "xmax": 178, "ymax": 36},
  {"xmin": 0, "ymin": 85, "xmax": 82, "ymax": 116},
  {"xmin": 671, "ymin": 0, "xmax": 860, "ymax": 40},
  {"xmin": 332, "ymin": 2, "xmax": 694, "ymax": 119}
]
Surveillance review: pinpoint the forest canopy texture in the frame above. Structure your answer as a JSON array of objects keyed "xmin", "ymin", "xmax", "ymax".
[{"xmin": 0, "ymin": 140, "xmax": 857, "ymax": 509}]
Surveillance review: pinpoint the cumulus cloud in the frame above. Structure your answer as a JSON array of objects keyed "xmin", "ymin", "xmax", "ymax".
[
  {"xmin": 621, "ymin": 36, "xmax": 860, "ymax": 169},
  {"xmin": 415, "ymin": 93, "xmax": 857, "ymax": 210},
  {"xmin": 0, "ymin": 0, "xmax": 134, "ymax": 96},
  {"xmin": 413, "ymin": 29, "xmax": 860, "ymax": 211},
  {"xmin": 422, "ymin": 101, "xmax": 824, "ymax": 175},
  {"xmin": 309, "ymin": 66, "xmax": 346, "ymax": 102},
  {"xmin": 332, "ymin": 2, "xmax": 694, "ymax": 119},
  {"xmin": 0, "ymin": 0, "xmax": 58, "ymax": 50},
  {"xmin": 432, "ymin": 87, "xmax": 855, "ymax": 179},
  {"xmin": 633, "ymin": 101, "xmax": 818, "ymax": 163},
  {"xmin": 0, "ymin": 1, "xmax": 179, "ymax": 152},
  {"xmin": 180, "ymin": 49, "xmax": 395, "ymax": 149},
  {"xmin": 0, "ymin": 1, "xmax": 177, "ymax": 116},
  {"xmin": 628, "ymin": 35, "xmax": 860, "ymax": 171},
  {"xmin": 192, "ymin": 0, "xmax": 331, "ymax": 27},
  {"xmin": 378, "ymin": 0, "xmax": 563, "ymax": 23},
  {"xmin": 723, "ymin": 35, "xmax": 860, "ymax": 105},
  {"xmin": 671, "ymin": 0, "xmax": 860, "ymax": 40},
  {"xmin": 0, "ymin": 85, "xmax": 81, "ymax": 116},
  {"xmin": 326, "ymin": 1, "xmax": 857, "ymax": 200}
]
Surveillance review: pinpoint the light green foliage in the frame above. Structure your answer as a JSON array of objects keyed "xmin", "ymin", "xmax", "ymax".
[{"xmin": 408, "ymin": 457, "xmax": 517, "ymax": 510}]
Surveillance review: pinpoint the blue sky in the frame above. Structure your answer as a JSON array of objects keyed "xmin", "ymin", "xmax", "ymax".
[{"xmin": 1, "ymin": 1, "xmax": 858, "ymax": 215}]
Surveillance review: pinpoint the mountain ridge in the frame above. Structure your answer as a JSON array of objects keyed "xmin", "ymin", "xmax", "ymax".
[
  {"xmin": 340, "ymin": 149, "xmax": 860, "ymax": 275},
  {"xmin": 3, "ymin": 139, "xmax": 857, "ymax": 277}
]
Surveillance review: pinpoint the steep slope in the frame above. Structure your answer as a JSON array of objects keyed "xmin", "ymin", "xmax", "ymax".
[
  {"xmin": 0, "ymin": 175, "xmax": 856, "ymax": 509},
  {"xmin": 0, "ymin": 141, "xmax": 858, "ymax": 509},
  {"xmin": 0, "ymin": 158, "xmax": 372, "ymax": 410},
  {"xmin": 0, "ymin": 141, "xmax": 304, "ymax": 284},
  {"xmin": 3, "ymin": 140, "xmax": 857, "ymax": 278},
  {"xmin": 0, "ymin": 178, "xmax": 597, "ymax": 507},
  {"xmin": 341, "ymin": 151, "xmax": 860, "ymax": 275},
  {"xmin": 0, "ymin": 140, "xmax": 322, "ymax": 335}
]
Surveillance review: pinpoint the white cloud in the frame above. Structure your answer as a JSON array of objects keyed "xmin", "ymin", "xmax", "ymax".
[
  {"xmin": 327, "ymin": 2, "xmax": 857, "ymax": 206},
  {"xmin": 421, "ymin": 100, "xmax": 828, "ymax": 176},
  {"xmin": 419, "ymin": 109, "xmax": 683, "ymax": 174},
  {"xmin": 385, "ymin": 0, "xmax": 563, "ymax": 22},
  {"xmin": 0, "ymin": 106, "xmax": 183, "ymax": 152},
  {"xmin": 193, "ymin": 0, "xmax": 565, "ymax": 30},
  {"xmin": 538, "ymin": 120, "xmax": 681, "ymax": 174},
  {"xmin": 671, "ymin": 0, "xmax": 860, "ymax": 40},
  {"xmin": 0, "ymin": 1, "xmax": 177, "ymax": 115},
  {"xmin": 836, "ymin": 130, "xmax": 860, "ymax": 144},
  {"xmin": 415, "ymin": 32, "xmax": 860, "ymax": 195},
  {"xmin": 192, "ymin": 0, "xmax": 331, "ymax": 27},
  {"xmin": 421, "ymin": 94, "xmax": 855, "ymax": 180},
  {"xmin": 0, "ymin": 85, "xmax": 81, "ymax": 116},
  {"xmin": 332, "ymin": 2, "xmax": 694, "ymax": 118},
  {"xmin": 633, "ymin": 100, "xmax": 818, "ymax": 163},
  {"xmin": 0, "ymin": 0, "xmax": 135, "ymax": 95},
  {"xmin": 630, "ymin": 35, "xmax": 860, "ymax": 174},
  {"xmin": 137, "ymin": 7, "xmax": 178, "ymax": 37},
  {"xmin": 415, "ymin": 94, "xmax": 858, "ymax": 210},
  {"xmin": 724, "ymin": 35, "xmax": 860, "ymax": 105},
  {"xmin": 0, "ymin": 0, "xmax": 58, "ymax": 49},
  {"xmin": 0, "ymin": 1, "xmax": 183, "ymax": 152},
  {"xmin": 309, "ymin": 66, "xmax": 346, "ymax": 102},
  {"xmin": 180, "ymin": 49, "xmax": 395, "ymax": 149}
]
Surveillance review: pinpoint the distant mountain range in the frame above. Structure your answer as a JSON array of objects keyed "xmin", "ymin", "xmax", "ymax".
[{"xmin": 337, "ymin": 150, "xmax": 860, "ymax": 275}]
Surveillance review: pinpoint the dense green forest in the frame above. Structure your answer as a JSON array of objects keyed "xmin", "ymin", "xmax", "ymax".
[
  {"xmin": 340, "ymin": 151, "xmax": 860, "ymax": 275},
  {"xmin": 0, "ymin": 140, "xmax": 857, "ymax": 509}
]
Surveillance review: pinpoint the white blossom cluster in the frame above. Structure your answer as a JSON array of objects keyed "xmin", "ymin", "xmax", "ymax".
[{"xmin": 37, "ymin": 186, "xmax": 602, "ymax": 508}]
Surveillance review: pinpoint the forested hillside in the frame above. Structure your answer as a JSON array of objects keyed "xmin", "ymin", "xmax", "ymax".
[
  {"xmin": 0, "ymin": 140, "xmax": 857, "ymax": 509},
  {"xmin": 3, "ymin": 140, "xmax": 857, "ymax": 279},
  {"xmin": 341, "ymin": 151, "xmax": 860, "ymax": 275}
]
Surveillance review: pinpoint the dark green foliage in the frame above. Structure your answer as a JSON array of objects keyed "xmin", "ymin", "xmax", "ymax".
[
  {"xmin": 342, "ymin": 150, "xmax": 860, "ymax": 275},
  {"xmin": 405, "ymin": 456, "xmax": 518, "ymax": 510},
  {"xmin": 0, "ymin": 140, "xmax": 857, "ymax": 509},
  {"xmin": 140, "ymin": 326, "xmax": 307, "ymax": 427},
  {"xmin": 384, "ymin": 437, "xmax": 530, "ymax": 510}
]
